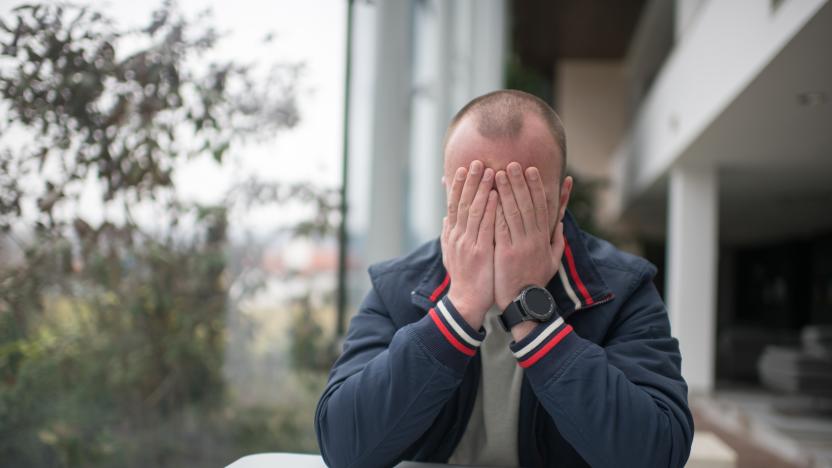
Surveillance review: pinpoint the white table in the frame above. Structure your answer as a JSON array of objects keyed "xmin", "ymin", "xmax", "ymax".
[
  {"xmin": 229, "ymin": 435, "xmax": 738, "ymax": 468},
  {"xmin": 227, "ymin": 453, "xmax": 326, "ymax": 468},
  {"xmin": 227, "ymin": 453, "xmax": 491, "ymax": 468}
]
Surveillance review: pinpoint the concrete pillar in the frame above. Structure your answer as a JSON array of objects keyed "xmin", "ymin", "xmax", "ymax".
[
  {"xmin": 365, "ymin": 0, "xmax": 412, "ymax": 265},
  {"xmin": 449, "ymin": 0, "xmax": 506, "ymax": 110},
  {"xmin": 470, "ymin": 0, "xmax": 506, "ymax": 97},
  {"xmin": 406, "ymin": 0, "xmax": 448, "ymax": 247},
  {"xmin": 666, "ymin": 163, "xmax": 718, "ymax": 393},
  {"xmin": 407, "ymin": 0, "xmax": 506, "ymax": 248}
]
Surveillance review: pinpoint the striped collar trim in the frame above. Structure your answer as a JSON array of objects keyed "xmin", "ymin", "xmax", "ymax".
[{"xmin": 412, "ymin": 211, "xmax": 613, "ymax": 317}]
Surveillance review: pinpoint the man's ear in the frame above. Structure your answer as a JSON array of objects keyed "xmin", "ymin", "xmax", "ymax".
[{"xmin": 557, "ymin": 176, "xmax": 573, "ymax": 223}]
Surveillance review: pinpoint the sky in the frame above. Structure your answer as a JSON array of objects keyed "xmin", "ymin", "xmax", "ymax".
[{"xmin": 0, "ymin": 0, "xmax": 346, "ymax": 238}]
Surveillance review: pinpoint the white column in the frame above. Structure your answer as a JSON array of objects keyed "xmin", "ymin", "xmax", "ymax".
[
  {"xmin": 407, "ymin": 0, "xmax": 446, "ymax": 246},
  {"xmin": 365, "ymin": 0, "xmax": 412, "ymax": 265},
  {"xmin": 449, "ymin": 0, "xmax": 506, "ymax": 110},
  {"xmin": 666, "ymin": 163, "xmax": 718, "ymax": 394},
  {"xmin": 470, "ymin": 0, "xmax": 506, "ymax": 97}
]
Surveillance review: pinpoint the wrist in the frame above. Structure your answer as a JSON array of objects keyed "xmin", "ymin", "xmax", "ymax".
[
  {"xmin": 510, "ymin": 321, "xmax": 536, "ymax": 341},
  {"xmin": 496, "ymin": 287, "xmax": 522, "ymax": 311},
  {"xmin": 447, "ymin": 291, "xmax": 486, "ymax": 330}
]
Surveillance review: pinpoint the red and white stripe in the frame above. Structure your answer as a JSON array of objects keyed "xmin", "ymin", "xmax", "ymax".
[
  {"xmin": 436, "ymin": 300, "xmax": 482, "ymax": 348},
  {"xmin": 428, "ymin": 306, "xmax": 480, "ymax": 356},
  {"xmin": 514, "ymin": 322, "xmax": 574, "ymax": 368},
  {"xmin": 563, "ymin": 239, "xmax": 594, "ymax": 306}
]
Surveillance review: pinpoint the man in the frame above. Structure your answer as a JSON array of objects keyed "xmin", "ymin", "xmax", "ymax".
[{"xmin": 315, "ymin": 90, "xmax": 693, "ymax": 467}]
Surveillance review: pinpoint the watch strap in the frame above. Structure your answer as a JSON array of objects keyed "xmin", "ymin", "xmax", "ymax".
[{"xmin": 499, "ymin": 300, "xmax": 527, "ymax": 332}]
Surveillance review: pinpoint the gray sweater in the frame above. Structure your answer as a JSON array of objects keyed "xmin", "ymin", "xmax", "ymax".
[{"xmin": 447, "ymin": 306, "xmax": 524, "ymax": 467}]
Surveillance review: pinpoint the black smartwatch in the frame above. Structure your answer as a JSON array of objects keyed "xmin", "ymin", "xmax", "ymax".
[{"xmin": 499, "ymin": 285, "xmax": 557, "ymax": 332}]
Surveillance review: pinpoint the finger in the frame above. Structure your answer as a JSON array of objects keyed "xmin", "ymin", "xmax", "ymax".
[
  {"xmin": 476, "ymin": 190, "xmax": 498, "ymax": 246},
  {"xmin": 465, "ymin": 167, "xmax": 494, "ymax": 237},
  {"xmin": 446, "ymin": 166, "xmax": 467, "ymax": 227},
  {"xmin": 526, "ymin": 166, "xmax": 549, "ymax": 232},
  {"xmin": 456, "ymin": 160, "xmax": 483, "ymax": 231},
  {"xmin": 507, "ymin": 162, "xmax": 536, "ymax": 233},
  {"xmin": 495, "ymin": 198, "xmax": 511, "ymax": 245},
  {"xmin": 495, "ymin": 170, "xmax": 525, "ymax": 238}
]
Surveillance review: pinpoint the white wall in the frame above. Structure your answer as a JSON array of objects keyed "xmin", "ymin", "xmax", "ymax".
[
  {"xmin": 556, "ymin": 60, "xmax": 628, "ymax": 226},
  {"xmin": 610, "ymin": 0, "xmax": 827, "ymax": 217}
]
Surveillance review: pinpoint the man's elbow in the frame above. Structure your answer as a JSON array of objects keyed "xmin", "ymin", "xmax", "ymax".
[
  {"xmin": 314, "ymin": 395, "xmax": 341, "ymax": 468},
  {"xmin": 665, "ymin": 409, "xmax": 694, "ymax": 467}
]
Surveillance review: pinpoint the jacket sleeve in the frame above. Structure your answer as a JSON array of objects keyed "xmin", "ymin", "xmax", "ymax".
[
  {"xmin": 508, "ymin": 266, "xmax": 694, "ymax": 467},
  {"xmin": 314, "ymin": 280, "xmax": 485, "ymax": 468}
]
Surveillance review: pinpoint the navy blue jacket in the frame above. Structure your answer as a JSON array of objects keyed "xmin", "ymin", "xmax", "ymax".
[{"xmin": 315, "ymin": 212, "xmax": 693, "ymax": 467}]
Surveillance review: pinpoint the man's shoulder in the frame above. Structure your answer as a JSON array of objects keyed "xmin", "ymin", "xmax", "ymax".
[
  {"xmin": 367, "ymin": 238, "xmax": 442, "ymax": 281},
  {"xmin": 573, "ymin": 230, "xmax": 665, "ymax": 339},
  {"xmin": 581, "ymin": 230, "xmax": 658, "ymax": 293},
  {"xmin": 367, "ymin": 238, "xmax": 444, "ymax": 305},
  {"xmin": 361, "ymin": 239, "xmax": 443, "ymax": 327}
]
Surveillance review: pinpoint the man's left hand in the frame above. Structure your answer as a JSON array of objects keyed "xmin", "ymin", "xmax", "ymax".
[{"xmin": 494, "ymin": 163, "xmax": 565, "ymax": 331}]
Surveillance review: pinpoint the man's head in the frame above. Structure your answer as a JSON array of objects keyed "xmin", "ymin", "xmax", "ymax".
[{"xmin": 443, "ymin": 89, "xmax": 573, "ymax": 234}]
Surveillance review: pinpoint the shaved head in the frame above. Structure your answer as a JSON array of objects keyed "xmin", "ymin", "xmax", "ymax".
[
  {"xmin": 443, "ymin": 89, "xmax": 567, "ymax": 178},
  {"xmin": 442, "ymin": 90, "xmax": 574, "ymax": 235}
]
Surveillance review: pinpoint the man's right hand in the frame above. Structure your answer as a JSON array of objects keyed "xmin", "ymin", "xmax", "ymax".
[{"xmin": 441, "ymin": 160, "xmax": 497, "ymax": 331}]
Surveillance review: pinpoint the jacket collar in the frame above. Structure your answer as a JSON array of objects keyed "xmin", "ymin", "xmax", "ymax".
[{"xmin": 411, "ymin": 210, "xmax": 613, "ymax": 318}]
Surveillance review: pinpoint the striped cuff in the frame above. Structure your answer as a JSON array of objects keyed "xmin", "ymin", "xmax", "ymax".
[
  {"xmin": 409, "ymin": 296, "xmax": 485, "ymax": 373},
  {"xmin": 509, "ymin": 315, "xmax": 574, "ymax": 368}
]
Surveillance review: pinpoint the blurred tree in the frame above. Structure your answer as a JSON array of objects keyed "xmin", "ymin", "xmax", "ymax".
[
  {"xmin": 0, "ymin": 1, "xmax": 300, "ymax": 228},
  {"xmin": 0, "ymin": 2, "xmax": 336, "ymax": 466}
]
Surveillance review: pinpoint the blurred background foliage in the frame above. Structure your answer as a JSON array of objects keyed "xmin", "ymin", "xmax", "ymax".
[{"xmin": 0, "ymin": 2, "xmax": 338, "ymax": 466}]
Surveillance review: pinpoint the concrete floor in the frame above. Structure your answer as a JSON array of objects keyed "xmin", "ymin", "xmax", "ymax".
[{"xmin": 692, "ymin": 387, "xmax": 832, "ymax": 468}]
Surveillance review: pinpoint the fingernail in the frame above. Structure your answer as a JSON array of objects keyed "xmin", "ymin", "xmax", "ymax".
[
  {"xmin": 470, "ymin": 160, "xmax": 482, "ymax": 174},
  {"xmin": 496, "ymin": 171, "xmax": 508, "ymax": 184},
  {"xmin": 509, "ymin": 163, "xmax": 521, "ymax": 176},
  {"xmin": 527, "ymin": 168, "xmax": 538, "ymax": 180},
  {"xmin": 482, "ymin": 168, "xmax": 493, "ymax": 181},
  {"xmin": 456, "ymin": 167, "xmax": 466, "ymax": 180}
]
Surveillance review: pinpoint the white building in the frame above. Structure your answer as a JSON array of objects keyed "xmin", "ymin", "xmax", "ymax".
[
  {"xmin": 344, "ymin": 0, "xmax": 832, "ymax": 399},
  {"xmin": 343, "ymin": 0, "xmax": 832, "ymax": 462}
]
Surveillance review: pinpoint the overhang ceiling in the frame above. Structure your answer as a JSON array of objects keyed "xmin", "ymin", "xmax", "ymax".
[
  {"xmin": 625, "ymin": 3, "xmax": 832, "ymax": 245},
  {"xmin": 511, "ymin": 0, "xmax": 647, "ymax": 76}
]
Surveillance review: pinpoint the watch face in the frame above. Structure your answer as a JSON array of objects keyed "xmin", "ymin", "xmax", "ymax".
[{"xmin": 522, "ymin": 286, "xmax": 555, "ymax": 320}]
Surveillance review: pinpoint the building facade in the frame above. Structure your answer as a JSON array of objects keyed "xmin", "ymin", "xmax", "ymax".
[{"xmin": 344, "ymin": 0, "xmax": 832, "ymax": 399}]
